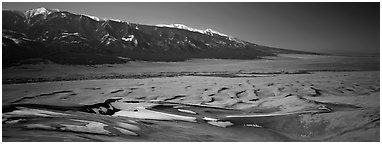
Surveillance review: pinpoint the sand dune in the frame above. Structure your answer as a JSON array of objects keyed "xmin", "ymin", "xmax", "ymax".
[{"xmin": 3, "ymin": 70, "xmax": 379, "ymax": 141}]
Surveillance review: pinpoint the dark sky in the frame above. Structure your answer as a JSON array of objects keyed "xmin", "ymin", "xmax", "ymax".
[{"xmin": 3, "ymin": 2, "xmax": 380, "ymax": 55}]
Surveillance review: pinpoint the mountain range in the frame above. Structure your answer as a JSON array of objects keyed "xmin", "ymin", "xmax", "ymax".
[{"xmin": 2, "ymin": 7, "xmax": 318, "ymax": 66}]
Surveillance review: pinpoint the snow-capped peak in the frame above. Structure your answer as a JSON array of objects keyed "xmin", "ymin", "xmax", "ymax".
[
  {"xmin": 156, "ymin": 23, "xmax": 231, "ymax": 38},
  {"xmin": 25, "ymin": 7, "xmax": 59, "ymax": 18}
]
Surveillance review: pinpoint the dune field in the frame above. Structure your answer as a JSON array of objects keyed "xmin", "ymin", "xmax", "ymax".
[{"xmin": 2, "ymin": 54, "xmax": 380, "ymax": 141}]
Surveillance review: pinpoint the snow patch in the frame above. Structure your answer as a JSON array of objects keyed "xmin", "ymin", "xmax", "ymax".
[
  {"xmin": 204, "ymin": 28, "xmax": 228, "ymax": 37},
  {"xmin": 122, "ymin": 35, "xmax": 134, "ymax": 42},
  {"xmin": 25, "ymin": 7, "xmax": 59, "ymax": 18},
  {"xmin": 60, "ymin": 12, "xmax": 67, "ymax": 17},
  {"xmin": 156, "ymin": 24, "xmax": 228, "ymax": 37},
  {"xmin": 3, "ymin": 35, "xmax": 22, "ymax": 44},
  {"xmin": 84, "ymin": 14, "xmax": 101, "ymax": 21},
  {"xmin": 156, "ymin": 24, "xmax": 205, "ymax": 34},
  {"xmin": 109, "ymin": 19, "xmax": 123, "ymax": 23}
]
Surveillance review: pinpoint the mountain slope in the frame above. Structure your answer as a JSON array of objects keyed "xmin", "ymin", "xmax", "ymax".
[{"xmin": 2, "ymin": 7, "xmax": 317, "ymax": 66}]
